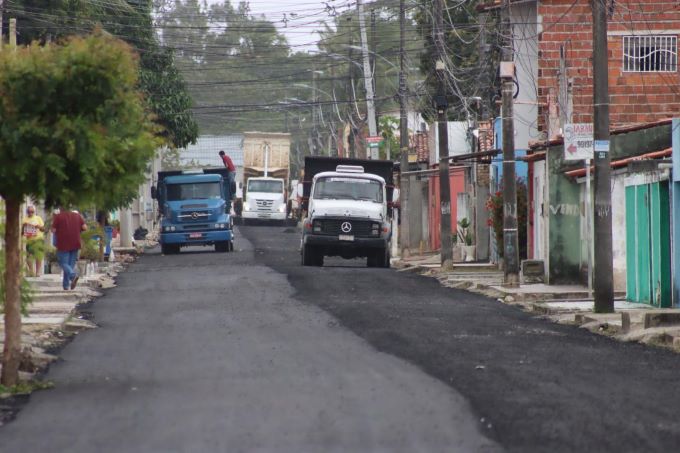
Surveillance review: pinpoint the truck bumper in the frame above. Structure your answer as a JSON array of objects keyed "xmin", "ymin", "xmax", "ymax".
[
  {"xmin": 242, "ymin": 211, "xmax": 286, "ymax": 221},
  {"xmin": 160, "ymin": 230, "xmax": 233, "ymax": 246},
  {"xmin": 303, "ymin": 234, "xmax": 388, "ymax": 257}
]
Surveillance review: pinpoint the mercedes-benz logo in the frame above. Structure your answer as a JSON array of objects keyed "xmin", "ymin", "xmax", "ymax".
[
  {"xmin": 340, "ymin": 222, "xmax": 352, "ymax": 233},
  {"xmin": 191, "ymin": 212, "xmax": 199, "ymax": 220}
]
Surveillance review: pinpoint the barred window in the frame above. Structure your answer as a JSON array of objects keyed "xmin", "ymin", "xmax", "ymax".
[{"xmin": 623, "ymin": 35, "xmax": 677, "ymax": 72}]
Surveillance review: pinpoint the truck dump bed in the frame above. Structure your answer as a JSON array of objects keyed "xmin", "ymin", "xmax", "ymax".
[{"xmin": 302, "ymin": 156, "xmax": 396, "ymax": 206}]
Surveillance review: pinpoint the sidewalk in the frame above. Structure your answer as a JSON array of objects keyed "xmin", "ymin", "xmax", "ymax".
[
  {"xmin": 396, "ymin": 252, "xmax": 680, "ymax": 352},
  {"xmin": 0, "ymin": 260, "xmax": 126, "ymax": 383}
]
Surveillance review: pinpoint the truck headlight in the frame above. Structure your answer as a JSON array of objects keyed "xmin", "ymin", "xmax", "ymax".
[
  {"xmin": 371, "ymin": 223, "xmax": 380, "ymax": 236},
  {"xmin": 313, "ymin": 220, "xmax": 322, "ymax": 233},
  {"xmin": 243, "ymin": 203, "xmax": 250, "ymax": 211},
  {"xmin": 278, "ymin": 205, "xmax": 286, "ymax": 213}
]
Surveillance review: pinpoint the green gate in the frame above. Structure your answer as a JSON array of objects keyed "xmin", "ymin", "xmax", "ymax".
[{"xmin": 625, "ymin": 181, "xmax": 671, "ymax": 307}]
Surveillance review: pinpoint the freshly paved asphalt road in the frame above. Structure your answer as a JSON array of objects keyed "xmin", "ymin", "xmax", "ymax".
[
  {"xmin": 3, "ymin": 226, "xmax": 680, "ymax": 452},
  {"xmin": 0, "ymin": 226, "xmax": 497, "ymax": 453}
]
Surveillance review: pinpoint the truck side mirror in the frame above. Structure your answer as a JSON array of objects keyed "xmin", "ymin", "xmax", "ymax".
[{"xmin": 151, "ymin": 186, "xmax": 157, "ymax": 199}]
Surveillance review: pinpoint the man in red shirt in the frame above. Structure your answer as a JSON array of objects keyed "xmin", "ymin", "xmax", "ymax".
[
  {"xmin": 218, "ymin": 150, "xmax": 236, "ymax": 173},
  {"xmin": 52, "ymin": 208, "xmax": 88, "ymax": 290}
]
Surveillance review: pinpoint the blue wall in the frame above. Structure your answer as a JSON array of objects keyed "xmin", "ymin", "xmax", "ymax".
[
  {"xmin": 672, "ymin": 118, "xmax": 680, "ymax": 307},
  {"xmin": 491, "ymin": 117, "xmax": 529, "ymax": 190}
]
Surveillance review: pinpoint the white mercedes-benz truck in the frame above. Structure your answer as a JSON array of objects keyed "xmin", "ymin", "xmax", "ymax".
[{"xmin": 300, "ymin": 157, "xmax": 395, "ymax": 268}]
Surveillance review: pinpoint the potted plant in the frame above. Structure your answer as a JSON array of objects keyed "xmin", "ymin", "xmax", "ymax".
[
  {"xmin": 457, "ymin": 218, "xmax": 475, "ymax": 262},
  {"xmin": 44, "ymin": 246, "xmax": 60, "ymax": 274}
]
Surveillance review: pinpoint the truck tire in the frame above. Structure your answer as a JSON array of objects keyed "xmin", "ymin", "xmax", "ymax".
[
  {"xmin": 162, "ymin": 244, "xmax": 180, "ymax": 255},
  {"xmin": 368, "ymin": 248, "xmax": 390, "ymax": 268},
  {"xmin": 229, "ymin": 240, "xmax": 234, "ymax": 252},
  {"xmin": 215, "ymin": 241, "xmax": 229, "ymax": 253},
  {"xmin": 302, "ymin": 244, "xmax": 323, "ymax": 266}
]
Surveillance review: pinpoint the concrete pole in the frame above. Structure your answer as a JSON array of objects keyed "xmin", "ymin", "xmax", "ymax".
[
  {"xmin": 501, "ymin": 4, "xmax": 520, "ymax": 286},
  {"xmin": 9, "ymin": 17, "xmax": 15, "ymax": 49},
  {"xmin": 435, "ymin": 0, "xmax": 452, "ymax": 267},
  {"xmin": 357, "ymin": 0, "xmax": 378, "ymax": 142},
  {"xmin": 398, "ymin": 0, "xmax": 410, "ymax": 258},
  {"xmin": 592, "ymin": 0, "xmax": 614, "ymax": 312},
  {"xmin": 119, "ymin": 207, "xmax": 133, "ymax": 248}
]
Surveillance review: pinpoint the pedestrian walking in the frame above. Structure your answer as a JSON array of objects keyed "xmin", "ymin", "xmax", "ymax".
[
  {"xmin": 22, "ymin": 205, "xmax": 45, "ymax": 277},
  {"xmin": 51, "ymin": 207, "xmax": 87, "ymax": 290}
]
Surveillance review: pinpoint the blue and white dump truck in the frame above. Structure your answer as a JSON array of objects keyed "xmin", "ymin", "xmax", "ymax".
[
  {"xmin": 300, "ymin": 157, "xmax": 395, "ymax": 268},
  {"xmin": 152, "ymin": 168, "xmax": 235, "ymax": 254}
]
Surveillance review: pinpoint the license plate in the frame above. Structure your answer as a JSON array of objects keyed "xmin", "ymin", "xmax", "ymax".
[
  {"xmin": 339, "ymin": 234, "xmax": 354, "ymax": 241},
  {"xmin": 189, "ymin": 232, "xmax": 202, "ymax": 238}
]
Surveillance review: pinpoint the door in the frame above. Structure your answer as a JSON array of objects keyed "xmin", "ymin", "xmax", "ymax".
[{"xmin": 625, "ymin": 182, "xmax": 671, "ymax": 307}]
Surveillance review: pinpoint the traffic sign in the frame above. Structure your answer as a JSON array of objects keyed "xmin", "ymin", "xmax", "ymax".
[
  {"xmin": 366, "ymin": 136, "xmax": 383, "ymax": 144},
  {"xmin": 564, "ymin": 123, "xmax": 594, "ymax": 161}
]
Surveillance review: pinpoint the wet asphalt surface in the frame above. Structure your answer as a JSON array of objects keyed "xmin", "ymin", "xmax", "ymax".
[{"xmin": 1, "ymin": 224, "xmax": 680, "ymax": 452}]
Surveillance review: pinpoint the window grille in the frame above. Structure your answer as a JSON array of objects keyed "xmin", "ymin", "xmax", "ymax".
[{"xmin": 623, "ymin": 35, "xmax": 677, "ymax": 72}]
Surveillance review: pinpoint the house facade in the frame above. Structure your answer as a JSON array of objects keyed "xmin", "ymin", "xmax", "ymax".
[{"xmin": 480, "ymin": 0, "xmax": 680, "ymax": 305}]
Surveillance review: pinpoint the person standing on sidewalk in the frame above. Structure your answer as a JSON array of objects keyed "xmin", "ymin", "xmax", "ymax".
[
  {"xmin": 51, "ymin": 207, "xmax": 87, "ymax": 290},
  {"xmin": 22, "ymin": 205, "xmax": 46, "ymax": 277}
]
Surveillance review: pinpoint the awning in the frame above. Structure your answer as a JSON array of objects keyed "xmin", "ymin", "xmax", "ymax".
[{"xmin": 564, "ymin": 148, "xmax": 672, "ymax": 178}]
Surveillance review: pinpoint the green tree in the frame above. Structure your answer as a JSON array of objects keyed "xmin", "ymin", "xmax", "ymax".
[
  {"xmin": 0, "ymin": 33, "xmax": 159, "ymax": 386},
  {"xmin": 11, "ymin": 0, "xmax": 198, "ymax": 149}
]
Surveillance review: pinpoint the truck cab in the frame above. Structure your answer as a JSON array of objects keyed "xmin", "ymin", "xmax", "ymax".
[
  {"xmin": 153, "ymin": 169, "xmax": 234, "ymax": 254},
  {"xmin": 241, "ymin": 176, "xmax": 287, "ymax": 224},
  {"xmin": 301, "ymin": 165, "xmax": 391, "ymax": 267}
]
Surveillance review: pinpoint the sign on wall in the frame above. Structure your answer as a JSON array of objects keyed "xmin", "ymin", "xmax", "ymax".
[{"xmin": 564, "ymin": 123, "xmax": 594, "ymax": 161}]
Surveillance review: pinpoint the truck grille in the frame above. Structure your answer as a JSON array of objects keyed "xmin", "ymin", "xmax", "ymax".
[
  {"xmin": 255, "ymin": 199, "xmax": 274, "ymax": 211},
  {"xmin": 178, "ymin": 210, "xmax": 211, "ymax": 222},
  {"xmin": 318, "ymin": 219, "xmax": 375, "ymax": 237}
]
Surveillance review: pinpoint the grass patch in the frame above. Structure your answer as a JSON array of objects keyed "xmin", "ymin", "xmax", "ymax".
[{"xmin": 0, "ymin": 380, "xmax": 54, "ymax": 397}]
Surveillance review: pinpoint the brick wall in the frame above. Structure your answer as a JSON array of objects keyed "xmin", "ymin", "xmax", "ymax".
[{"xmin": 537, "ymin": 0, "xmax": 680, "ymax": 130}]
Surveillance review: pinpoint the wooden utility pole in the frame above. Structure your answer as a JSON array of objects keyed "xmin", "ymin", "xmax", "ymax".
[
  {"xmin": 501, "ymin": 2, "xmax": 520, "ymax": 286},
  {"xmin": 435, "ymin": 0, "xmax": 452, "ymax": 267},
  {"xmin": 592, "ymin": 0, "xmax": 614, "ymax": 312},
  {"xmin": 398, "ymin": 0, "xmax": 410, "ymax": 257}
]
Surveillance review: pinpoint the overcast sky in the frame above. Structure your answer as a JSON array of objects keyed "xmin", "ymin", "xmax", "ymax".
[{"xmin": 216, "ymin": 0, "xmax": 357, "ymax": 51}]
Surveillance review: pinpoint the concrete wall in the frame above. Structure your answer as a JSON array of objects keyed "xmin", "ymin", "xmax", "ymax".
[{"xmin": 511, "ymin": 1, "xmax": 540, "ymax": 150}]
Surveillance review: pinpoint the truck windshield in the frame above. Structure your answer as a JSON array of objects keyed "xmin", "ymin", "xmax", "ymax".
[
  {"xmin": 314, "ymin": 177, "xmax": 383, "ymax": 202},
  {"xmin": 166, "ymin": 182, "xmax": 222, "ymax": 201},
  {"xmin": 248, "ymin": 180, "xmax": 283, "ymax": 193}
]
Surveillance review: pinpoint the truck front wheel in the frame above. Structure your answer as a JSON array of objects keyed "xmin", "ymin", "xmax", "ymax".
[
  {"xmin": 367, "ymin": 248, "xmax": 390, "ymax": 268},
  {"xmin": 215, "ymin": 241, "xmax": 230, "ymax": 253},
  {"xmin": 161, "ymin": 243, "xmax": 180, "ymax": 255},
  {"xmin": 302, "ymin": 244, "xmax": 323, "ymax": 267}
]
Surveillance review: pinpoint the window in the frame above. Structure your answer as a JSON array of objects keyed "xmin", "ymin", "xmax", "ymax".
[
  {"xmin": 247, "ymin": 179, "xmax": 283, "ymax": 193},
  {"xmin": 313, "ymin": 177, "xmax": 383, "ymax": 203},
  {"xmin": 623, "ymin": 35, "xmax": 677, "ymax": 72},
  {"xmin": 166, "ymin": 182, "xmax": 222, "ymax": 201}
]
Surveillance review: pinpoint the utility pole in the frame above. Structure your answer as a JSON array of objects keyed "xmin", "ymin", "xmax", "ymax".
[
  {"xmin": 592, "ymin": 0, "xmax": 614, "ymax": 312},
  {"xmin": 370, "ymin": 8, "xmax": 377, "ymax": 98},
  {"xmin": 357, "ymin": 0, "xmax": 378, "ymax": 157},
  {"xmin": 501, "ymin": 2, "xmax": 520, "ymax": 286},
  {"xmin": 347, "ymin": 17, "xmax": 356, "ymax": 158},
  {"xmin": 1, "ymin": 0, "xmax": 4, "ymax": 50},
  {"xmin": 399, "ymin": 0, "xmax": 410, "ymax": 257},
  {"xmin": 9, "ymin": 17, "xmax": 15, "ymax": 49},
  {"xmin": 312, "ymin": 67, "xmax": 318, "ymax": 156},
  {"xmin": 435, "ymin": 0, "xmax": 452, "ymax": 267}
]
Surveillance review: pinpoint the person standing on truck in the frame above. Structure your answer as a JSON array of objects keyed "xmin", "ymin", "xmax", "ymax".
[
  {"xmin": 52, "ymin": 207, "xmax": 87, "ymax": 290},
  {"xmin": 219, "ymin": 150, "xmax": 236, "ymax": 183}
]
